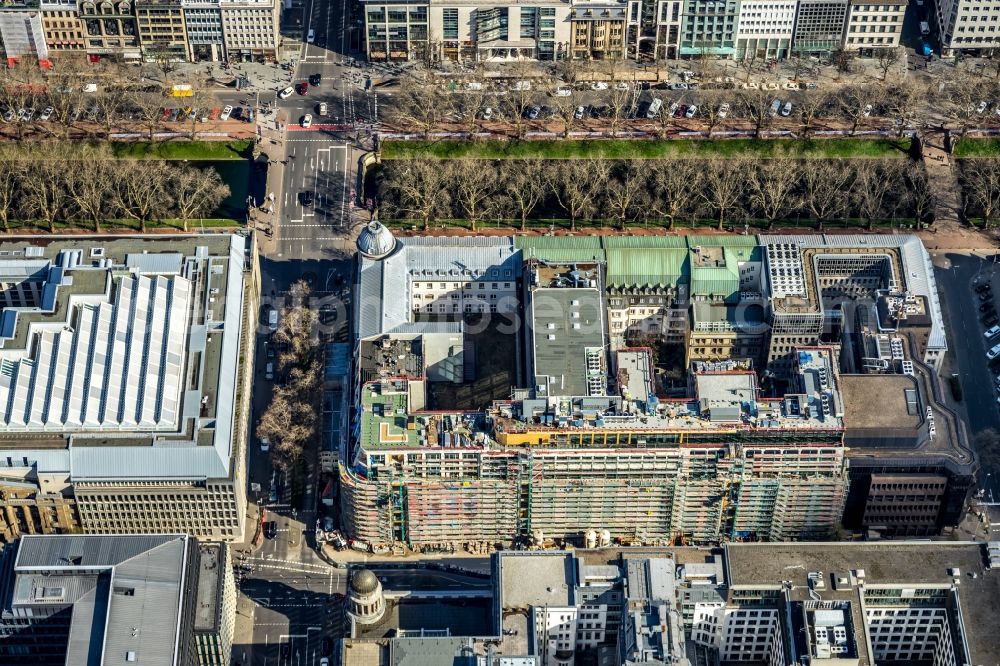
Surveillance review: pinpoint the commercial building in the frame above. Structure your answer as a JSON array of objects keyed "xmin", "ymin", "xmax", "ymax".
[
  {"xmin": 219, "ymin": 0, "xmax": 280, "ymax": 61},
  {"xmin": 841, "ymin": 0, "xmax": 905, "ymax": 53},
  {"xmin": 735, "ymin": 0, "xmax": 796, "ymax": 59},
  {"xmin": 344, "ymin": 230, "xmax": 973, "ymax": 551},
  {"xmin": 39, "ymin": 0, "xmax": 86, "ymax": 54},
  {"xmin": 934, "ymin": 0, "xmax": 1000, "ymax": 57},
  {"xmin": 679, "ymin": 0, "xmax": 742, "ymax": 57},
  {"xmin": 0, "ymin": 234, "xmax": 259, "ymax": 543},
  {"xmin": 78, "ymin": 0, "xmax": 141, "ymax": 59},
  {"xmin": 790, "ymin": 0, "xmax": 848, "ymax": 54},
  {"xmin": 135, "ymin": 0, "xmax": 190, "ymax": 61},
  {"xmin": 181, "ymin": 0, "xmax": 224, "ymax": 61},
  {"xmin": 0, "ymin": 0, "xmax": 49, "ymax": 61},
  {"xmin": 0, "ymin": 534, "xmax": 236, "ymax": 666},
  {"xmin": 339, "ymin": 541, "xmax": 1000, "ymax": 666}
]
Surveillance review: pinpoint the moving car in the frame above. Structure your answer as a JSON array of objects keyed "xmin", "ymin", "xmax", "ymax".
[
  {"xmin": 297, "ymin": 82, "xmax": 309, "ymax": 95},
  {"xmin": 220, "ymin": 105, "xmax": 233, "ymax": 121},
  {"xmin": 279, "ymin": 86, "xmax": 294, "ymax": 99},
  {"xmin": 301, "ymin": 113, "xmax": 313, "ymax": 128},
  {"xmin": 265, "ymin": 521, "xmax": 278, "ymax": 539},
  {"xmin": 309, "ymin": 73, "xmax": 322, "ymax": 86},
  {"xmin": 307, "ymin": 29, "xmax": 316, "ymax": 43}
]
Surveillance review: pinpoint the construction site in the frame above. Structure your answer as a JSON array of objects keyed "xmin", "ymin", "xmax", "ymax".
[{"xmin": 344, "ymin": 228, "xmax": 976, "ymax": 552}]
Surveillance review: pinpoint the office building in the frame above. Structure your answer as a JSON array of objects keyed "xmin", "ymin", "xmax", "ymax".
[
  {"xmin": 219, "ymin": 0, "xmax": 280, "ymax": 61},
  {"xmin": 0, "ymin": 1, "xmax": 49, "ymax": 61},
  {"xmin": 735, "ymin": 0, "xmax": 795, "ymax": 59},
  {"xmin": 0, "ymin": 234, "xmax": 259, "ymax": 543},
  {"xmin": 935, "ymin": 0, "xmax": 1000, "ymax": 57},
  {"xmin": 182, "ymin": 0, "xmax": 224, "ymax": 61},
  {"xmin": 0, "ymin": 534, "xmax": 236, "ymax": 666},
  {"xmin": 679, "ymin": 0, "xmax": 741, "ymax": 57},
  {"xmin": 39, "ymin": 0, "xmax": 86, "ymax": 54},
  {"xmin": 344, "ymin": 231, "xmax": 972, "ymax": 551},
  {"xmin": 841, "ymin": 0, "xmax": 905, "ymax": 53},
  {"xmin": 136, "ymin": 0, "xmax": 190, "ymax": 61},
  {"xmin": 791, "ymin": 0, "xmax": 848, "ymax": 54}
]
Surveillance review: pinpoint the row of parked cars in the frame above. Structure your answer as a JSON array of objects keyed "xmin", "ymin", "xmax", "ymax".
[
  {"xmin": 973, "ymin": 281, "xmax": 1000, "ymax": 406},
  {"xmin": 1, "ymin": 106, "xmax": 55, "ymax": 122},
  {"xmin": 160, "ymin": 104, "xmax": 253, "ymax": 123}
]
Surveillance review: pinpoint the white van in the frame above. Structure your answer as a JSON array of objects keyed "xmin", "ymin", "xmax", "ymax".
[
  {"xmin": 260, "ymin": 437, "xmax": 270, "ymax": 452},
  {"xmin": 985, "ymin": 325, "xmax": 1000, "ymax": 340},
  {"xmin": 268, "ymin": 308, "xmax": 278, "ymax": 331},
  {"xmin": 646, "ymin": 97, "xmax": 663, "ymax": 119},
  {"xmin": 265, "ymin": 362, "xmax": 274, "ymax": 380},
  {"xmin": 988, "ymin": 343, "xmax": 1000, "ymax": 360},
  {"xmin": 920, "ymin": 21, "xmax": 930, "ymax": 36}
]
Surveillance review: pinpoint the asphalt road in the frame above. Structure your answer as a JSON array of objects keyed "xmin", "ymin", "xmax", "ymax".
[{"xmin": 934, "ymin": 252, "xmax": 1000, "ymax": 435}]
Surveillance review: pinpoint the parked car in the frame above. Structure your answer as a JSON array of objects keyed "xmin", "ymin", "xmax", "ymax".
[
  {"xmin": 863, "ymin": 104, "xmax": 873, "ymax": 117},
  {"xmin": 780, "ymin": 101, "xmax": 793, "ymax": 117},
  {"xmin": 975, "ymin": 283, "xmax": 992, "ymax": 294},
  {"xmin": 980, "ymin": 302, "xmax": 995, "ymax": 313},
  {"xmin": 278, "ymin": 86, "xmax": 294, "ymax": 99},
  {"xmin": 769, "ymin": 99, "xmax": 782, "ymax": 117},
  {"xmin": 231, "ymin": 106, "xmax": 243, "ymax": 121},
  {"xmin": 39, "ymin": 106, "xmax": 53, "ymax": 121},
  {"xmin": 983, "ymin": 313, "xmax": 999, "ymax": 327},
  {"xmin": 553, "ymin": 87, "xmax": 572, "ymax": 97},
  {"xmin": 980, "ymin": 291, "xmax": 992, "ymax": 301},
  {"xmin": 667, "ymin": 102, "xmax": 679, "ymax": 117},
  {"xmin": 685, "ymin": 104, "xmax": 698, "ymax": 118},
  {"xmin": 574, "ymin": 105, "xmax": 585, "ymax": 119},
  {"xmin": 220, "ymin": 104, "xmax": 233, "ymax": 121},
  {"xmin": 1, "ymin": 109, "xmax": 13, "ymax": 122},
  {"xmin": 481, "ymin": 107, "xmax": 493, "ymax": 120},
  {"xmin": 511, "ymin": 80, "xmax": 532, "ymax": 91},
  {"xmin": 300, "ymin": 191, "xmax": 314, "ymax": 206},
  {"xmin": 301, "ymin": 113, "xmax": 313, "ymax": 128},
  {"xmin": 985, "ymin": 325, "xmax": 1000, "ymax": 340},
  {"xmin": 297, "ymin": 81, "xmax": 309, "ymax": 95},
  {"xmin": 591, "ymin": 81, "xmax": 609, "ymax": 91},
  {"xmin": 525, "ymin": 105, "xmax": 540, "ymax": 120},
  {"xmin": 614, "ymin": 81, "xmax": 630, "ymax": 91},
  {"xmin": 675, "ymin": 104, "xmax": 687, "ymax": 118},
  {"xmin": 318, "ymin": 101, "xmax": 328, "ymax": 116},
  {"xmin": 265, "ymin": 521, "xmax": 278, "ymax": 539},
  {"xmin": 717, "ymin": 102, "xmax": 730, "ymax": 119},
  {"xmin": 977, "ymin": 101, "xmax": 989, "ymax": 114}
]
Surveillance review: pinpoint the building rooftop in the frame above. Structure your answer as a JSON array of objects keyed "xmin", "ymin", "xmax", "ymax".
[
  {"xmin": 530, "ymin": 287, "xmax": 606, "ymax": 398},
  {"xmin": 497, "ymin": 552, "xmax": 575, "ymax": 609},
  {"xmin": 725, "ymin": 541, "xmax": 1000, "ymax": 666},
  {"xmin": 0, "ymin": 234, "xmax": 251, "ymax": 482},
  {"xmin": 194, "ymin": 543, "xmax": 223, "ymax": 633},
  {"xmin": 839, "ymin": 374, "xmax": 922, "ymax": 431},
  {"xmin": 7, "ymin": 534, "xmax": 193, "ymax": 666}
]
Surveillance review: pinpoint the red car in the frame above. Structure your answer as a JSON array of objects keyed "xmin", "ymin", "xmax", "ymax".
[{"xmin": 297, "ymin": 82, "xmax": 309, "ymax": 95}]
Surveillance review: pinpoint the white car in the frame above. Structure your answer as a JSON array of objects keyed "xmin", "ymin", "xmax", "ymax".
[
  {"xmin": 318, "ymin": 101, "xmax": 328, "ymax": 116},
  {"xmin": 301, "ymin": 113, "xmax": 313, "ymax": 128},
  {"xmin": 667, "ymin": 102, "xmax": 679, "ymax": 117},
  {"xmin": 717, "ymin": 102, "xmax": 730, "ymax": 119},
  {"xmin": 482, "ymin": 107, "xmax": 493, "ymax": 120},
  {"xmin": 465, "ymin": 82, "xmax": 483, "ymax": 91},
  {"xmin": 988, "ymin": 343, "xmax": 1000, "ymax": 360},
  {"xmin": 685, "ymin": 105, "xmax": 698, "ymax": 118},
  {"xmin": 82, "ymin": 83, "xmax": 98, "ymax": 93},
  {"xmin": 591, "ymin": 81, "xmax": 609, "ymax": 91},
  {"xmin": 863, "ymin": 104, "xmax": 873, "ymax": 117},
  {"xmin": 553, "ymin": 87, "xmax": 572, "ymax": 97},
  {"xmin": 220, "ymin": 104, "xmax": 233, "ymax": 121},
  {"xmin": 780, "ymin": 101, "xmax": 793, "ymax": 117},
  {"xmin": 574, "ymin": 105, "xmax": 585, "ymax": 119},
  {"xmin": 511, "ymin": 80, "xmax": 531, "ymax": 91},
  {"xmin": 985, "ymin": 325, "xmax": 1000, "ymax": 340},
  {"xmin": 39, "ymin": 106, "xmax": 53, "ymax": 121},
  {"xmin": 977, "ymin": 100, "xmax": 989, "ymax": 114},
  {"xmin": 307, "ymin": 29, "xmax": 315, "ymax": 43},
  {"xmin": 614, "ymin": 81, "xmax": 630, "ymax": 91},
  {"xmin": 278, "ymin": 86, "xmax": 294, "ymax": 99}
]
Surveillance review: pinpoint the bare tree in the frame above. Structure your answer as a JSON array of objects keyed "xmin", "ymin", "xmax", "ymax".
[
  {"xmin": 884, "ymin": 80, "xmax": 924, "ymax": 137},
  {"xmin": 450, "ymin": 160, "xmax": 495, "ymax": 232},
  {"xmin": 389, "ymin": 72, "xmax": 453, "ymax": 138},
  {"xmin": 699, "ymin": 158, "xmax": 746, "ymax": 230},
  {"xmin": 831, "ymin": 48, "xmax": 856, "ymax": 75},
  {"xmin": 747, "ymin": 159, "xmax": 799, "ymax": 229},
  {"xmin": 169, "ymin": 164, "xmax": 231, "ymax": 231},
  {"xmin": 0, "ymin": 151, "xmax": 24, "ymax": 232},
  {"xmin": 112, "ymin": 161, "xmax": 169, "ymax": 232},
  {"xmin": 938, "ymin": 72, "xmax": 985, "ymax": 139},
  {"xmin": 551, "ymin": 88, "xmax": 582, "ymax": 138},
  {"xmin": 65, "ymin": 149, "xmax": 113, "ymax": 232},
  {"xmin": 501, "ymin": 159, "xmax": 546, "ymax": 230},
  {"xmin": 648, "ymin": 160, "xmax": 699, "ymax": 229},
  {"xmin": 839, "ymin": 85, "xmax": 885, "ymax": 135},
  {"xmin": 605, "ymin": 160, "xmax": 645, "ymax": 229},
  {"xmin": 500, "ymin": 77, "xmax": 537, "ymax": 140},
  {"xmin": 736, "ymin": 48, "xmax": 762, "ymax": 86},
  {"xmin": 800, "ymin": 160, "xmax": 850, "ymax": 229},
  {"xmin": 796, "ymin": 88, "xmax": 831, "ymax": 138},
  {"xmin": 23, "ymin": 158, "xmax": 69, "ymax": 232},
  {"xmin": 390, "ymin": 160, "xmax": 451, "ymax": 230},
  {"xmin": 606, "ymin": 76, "xmax": 636, "ymax": 138},
  {"xmin": 93, "ymin": 85, "xmax": 131, "ymax": 138},
  {"xmin": 737, "ymin": 87, "xmax": 777, "ymax": 138},
  {"xmin": 961, "ymin": 159, "xmax": 1000, "ymax": 228},
  {"xmin": 852, "ymin": 160, "xmax": 896, "ymax": 229},
  {"xmin": 130, "ymin": 90, "xmax": 168, "ymax": 141},
  {"xmin": 905, "ymin": 167, "xmax": 936, "ymax": 229},
  {"xmin": 548, "ymin": 160, "xmax": 607, "ymax": 230},
  {"xmin": 873, "ymin": 47, "xmax": 902, "ymax": 82}
]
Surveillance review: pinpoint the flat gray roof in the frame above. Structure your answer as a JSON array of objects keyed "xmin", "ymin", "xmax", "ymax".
[
  {"xmin": 498, "ymin": 552, "xmax": 575, "ymax": 609},
  {"xmin": 531, "ymin": 287, "xmax": 605, "ymax": 398}
]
